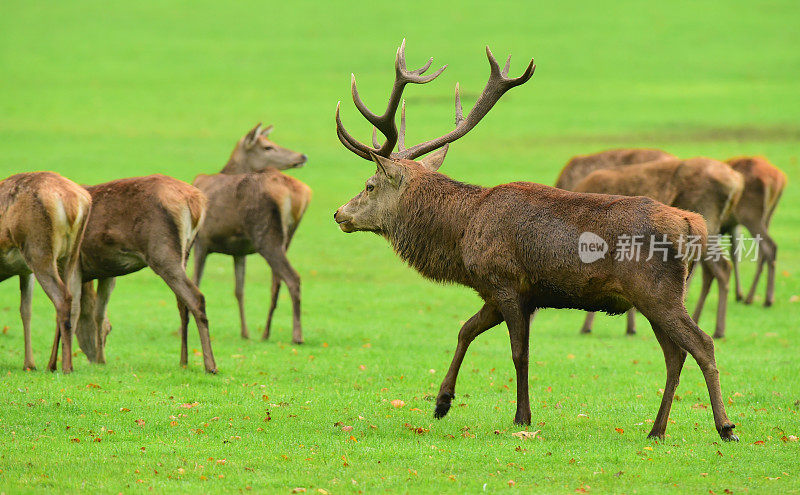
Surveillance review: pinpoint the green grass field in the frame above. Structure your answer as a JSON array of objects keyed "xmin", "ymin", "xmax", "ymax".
[{"xmin": 1, "ymin": 0, "xmax": 799, "ymax": 493}]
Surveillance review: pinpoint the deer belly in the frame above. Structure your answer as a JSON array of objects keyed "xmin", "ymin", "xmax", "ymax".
[{"xmin": 208, "ymin": 235, "xmax": 257, "ymax": 256}]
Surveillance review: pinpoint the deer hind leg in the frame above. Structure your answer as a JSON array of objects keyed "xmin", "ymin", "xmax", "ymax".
[
  {"xmin": 692, "ymin": 263, "xmax": 714, "ymax": 323},
  {"xmin": 152, "ymin": 262, "xmax": 217, "ymax": 373},
  {"xmin": 626, "ymin": 309, "xmax": 637, "ymax": 335},
  {"xmin": 729, "ymin": 226, "xmax": 744, "ymax": 301},
  {"xmin": 580, "ymin": 312, "xmax": 595, "ymax": 334},
  {"xmin": 259, "ymin": 247, "xmax": 302, "ymax": 344},
  {"xmin": 232, "ymin": 255, "xmax": 249, "ymax": 339},
  {"xmin": 646, "ymin": 324, "xmax": 687, "ymax": 439},
  {"xmin": 263, "ymin": 271, "xmax": 281, "ymax": 341},
  {"xmin": 704, "ymin": 257, "xmax": 731, "ymax": 339},
  {"xmin": 497, "ymin": 297, "xmax": 532, "ymax": 425},
  {"xmin": 19, "ymin": 273, "xmax": 35, "ymax": 370},
  {"xmin": 32, "ymin": 264, "xmax": 72, "ymax": 373},
  {"xmin": 435, "ymin": 303, "xmax": 503, "ymax": 420},
  {"xmin": 640, "ymin": 303, "xmax": 737, "ymax": 441}
]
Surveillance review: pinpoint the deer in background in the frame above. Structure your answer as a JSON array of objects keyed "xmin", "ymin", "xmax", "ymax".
[
  {"xmin": 574, "ymin": 158, "xmax": 744, "ymax": 338},
  {"xmin": 0, "ymin": 172, "xmax": 90, "ymax": 373},
  {"xmin": 332, "ymin": 40, "xmax": 738, "ymax": 440},
  {"xmin": 722, "ymin": 156, "xmax": 786, "ymax": 307},
  {"xmin": 555, "ymin": 148, "xmax": 677, "ymax": 190},
  {"xmin": 192, "ymin": 124, "xmax": 310, "ymax": 342},
  {"xmin": 73, "ymin": 175, "xmax": 218, "ymax": 373}
]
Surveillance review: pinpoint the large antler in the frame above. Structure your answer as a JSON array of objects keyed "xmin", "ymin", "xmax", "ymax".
[
  {"xmin": 336, "ymin": 39, "xmax": 446, "ymax": 160},
  {"xmin": 395, "ymin": 47, "xmax": 535, "ymax": 160}
]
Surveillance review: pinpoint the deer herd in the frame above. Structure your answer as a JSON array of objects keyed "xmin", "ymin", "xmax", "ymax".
[{"xmin": 1, "ymin": 41, "xmax": 787, "ymax": 441}]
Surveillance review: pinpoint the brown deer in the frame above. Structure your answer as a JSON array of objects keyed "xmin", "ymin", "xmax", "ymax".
[
  {"xmin": 73, "ymin": 175, "xmax": 218, "ymax": 373},
  {"xmin": 0, "ymin": 172, "xmax": 91, "ymax": 373},
  {"xmin": 192, "ymin": 124, "xmax": 310, "ymax": 342},
  {"xmin": 722, "ymin": 156, "xmax": 786, "ymax": 307},
  {"xmin": 332, "ymin": 41, "xmax": 738, "ymax": 440},
  {"xmin": 573, "ymin": 158, "xmax": 744, "ymax": 338},
  {"xmin": 555, "ymin": 148, "xmax": 677, "ymax": 191}
]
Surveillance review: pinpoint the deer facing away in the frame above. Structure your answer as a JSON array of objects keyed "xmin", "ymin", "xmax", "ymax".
[
  {"xmin": 332, "ymin": 41, "xmax": 738, "ymax": 440},
  {"xmin": 73, "ymin": 175, "xmax": 218, "ymax": 373},
  {"xmin": 192, "ymin": 124, "xmax": 310, "ymax": 342},
  {"xmin": 0, "ymin": 172, "xmax": 91, "ymax": 373},
  {"xmin": 722, "ymin": 156, "xmax": 786, "ymax": 307}
]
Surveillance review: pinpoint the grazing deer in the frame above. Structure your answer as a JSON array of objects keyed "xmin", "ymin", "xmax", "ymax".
[
  {"xmin": 333, "ymin": 41, "xmax": 738, "ymax": 440},
  {"xmin": 555, "ymin": 148, "xmax": 677, "ymax": 191},
  {"xmin": 574, "ymin": 158, "xmax": 744, "ymax": 338},
  {"xmin": 192, "ymin": 124, "xmax": 310, "ymax": 342},
  {"xmin": 73, "ymin": 175, "xmax": 218, "ymax": 373},
  {"xmin": 722, "ymin": 157, "xmax": 786, "ymax": 307},
  {"xmin": 0, "ymin": 172, "xmax": 90, "ymax": 373}
]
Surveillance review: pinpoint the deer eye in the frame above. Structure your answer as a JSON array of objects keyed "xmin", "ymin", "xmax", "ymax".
[
  {"xmin": 263, "ymin": 145, "xmax": 274, "ymax": 151},
  {"xmin": 366, "ymin": 184, "xmax": 374, "ymax": 192}
]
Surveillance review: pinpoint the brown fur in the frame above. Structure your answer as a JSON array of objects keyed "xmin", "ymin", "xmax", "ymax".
[
  {"xmin": 574, "ymin": 157, "xmax": 744, "ymax": 338},
  {"xmin": 192, "ymin": 124, "xmax": 311, "ymax": 342},
  {"xmin": 555, "ymin": 148, "xmax": 676, "ymax": 190},
  {"xmin": 73, "ymin": 174, "xmax": 218, "ymax": 373},
  {"xmin": 0, "ymin": 172, "xmax": 91, "ymax": 372},
  {"xmin": 722, "ymin": 157, "xmax": 787, "ymax": 306},
  {"xmin": 335, "ymin": 157, "xmax": 737, "ymax": 441}
]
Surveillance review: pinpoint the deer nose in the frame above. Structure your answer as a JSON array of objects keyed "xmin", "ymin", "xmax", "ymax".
[
  {"xmin": 300, "ymin": 154, "xmax": 308, "ymax": 162},
  {"xmin": 333, "ymin": 209, "xmax": 340, "ymax": 220}
]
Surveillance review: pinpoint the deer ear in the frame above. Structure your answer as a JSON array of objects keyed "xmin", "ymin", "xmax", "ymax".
[
  {"xmin": 244, "ymin": 123, "xmax": 262, "ymax": 149},
  {"xmin": 369, "ymin": 152, "xmax": 403, "ymax": 185},
  {"xmin": 419, "ymin": 144, "xmax": 449, "ymax": 171},
  {"xmin": 260, "ymin": 124, "xmax": 274, "ymax": 137}
]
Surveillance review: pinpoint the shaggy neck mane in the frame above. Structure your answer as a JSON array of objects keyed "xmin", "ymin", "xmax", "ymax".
[{"xmin": 384, "ymin": 172, "xmax": 482, "ymax": 284}]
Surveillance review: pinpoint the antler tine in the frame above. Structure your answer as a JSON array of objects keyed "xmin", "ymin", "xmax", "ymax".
[
  {"xmin": 335, "ymin": 102, "xmax": 373, "ymax": 160},
  {"xmin": 371, "ymin": 127, "xmax": 381, "ymax": 148},
  {"xmin": 398, "ymin": 100, "xmax": 407, "ymax": 151},
  {"xmin": 454, "ymin": 82, "xmax": 465, "ymax": 126},
  {"xmin": 396, "ymin": 46, "xmax": 535, "ymax": 160},
  {"xmin": 345, "ymin": 39, "xmax": 447, "ymax": 158}
]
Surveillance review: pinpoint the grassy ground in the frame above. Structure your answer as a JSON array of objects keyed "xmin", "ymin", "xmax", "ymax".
[{"xmin": 1, "ymin": 0, "xmax": 799, "ymax": 493}]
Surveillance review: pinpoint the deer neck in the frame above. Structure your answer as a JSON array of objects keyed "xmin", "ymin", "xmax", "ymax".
[
  {"xmin": 384, "ymin": 174, "xmax": 481, "ymax": 285},
  {"xmin": 220, "ymin": 147, "xmax": 249, "ymax": 174}
]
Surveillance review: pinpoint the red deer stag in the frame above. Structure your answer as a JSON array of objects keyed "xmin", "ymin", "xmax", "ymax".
[
  {"xmin": 574, "ymin": 158, "xmax": 744, "ymax": 338},
  {"xmin": 73, "ymin": 175, "xmax": 218, "ymax": 373},
  {"xmin": 722, "ymin": 157, "xmax": 786, "ymax": 307},
  {"xmin": 333, "ymin": 41, "xmax": 738, "ymax": 440},
  {"xmin": 192, "ymin": 124, "xmax": 310, "ymax": 342},
  {"xmin": 0, "ymin": 172, "xmax": 90, "ymax": 373}
]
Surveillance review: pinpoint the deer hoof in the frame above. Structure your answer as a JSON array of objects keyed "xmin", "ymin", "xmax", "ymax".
[
  {"xmin": 719, "ymin": 424, "xmax": 738, "ymax": 442},
  {"xmin": 205, "ymin": 367, "xmax": 218, "ymax": 375},
  {"xmin": 764, "ymin": 300, "xmax": 773, "ymax": 308},
  {"xmin": 712, "ymin": 332, "xmax": 725, "ymax": 339},
  {"xmin": 292, "ymin": 338, "xmax": 304, "ymax": 345},
  {"xmin": 646, "ymin": 431, "xmax": 664, "ymax": 440},
  {"xmin": 434, "ymin": 402, "xmax": 451, "ymax": 419}
]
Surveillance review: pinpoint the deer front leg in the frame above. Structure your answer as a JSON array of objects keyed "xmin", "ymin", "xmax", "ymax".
[
  {"xmin": 580, "ymin": 312, "xmax": 595, "ymax": 334},
  {"xmin": 233, "ymin": 255, "xmax": 249, "ymax": 339},
  {"xmin": 498, "ymin": 298, "xmax": 532, "ymax": 425},
  {"xmin": 435, "ymin": 303, "xmax": 503, "ymax": 420},
  {"xmin": 263, "ymin": 272, "xmax": 281, "ymax": 341},
  {"xmin": 19, "ymin": 274, "xmax": 35, "ymax": 370},
  {"xmin": 626, "ymin": 310, "xmax": 637, "ymax": 335},
  {"xmin": 93, "ymin": 278, "xmax": 115, "ymax": 364}
]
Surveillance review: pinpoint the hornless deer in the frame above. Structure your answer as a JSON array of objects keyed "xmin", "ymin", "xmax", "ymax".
[
  {"xmin": 555, "ymin": 148, "xmax": 677, "ymax": 191},
  {"xmin": 574, "ymin": 158, "xmax": 744, "ymax": 338},
  {"xmin": 192, "ymin": 124, "xmax": 310, "ymax": 342},
  {"xmin": 0, "ymin": 172, "xmax": 90, "ymax": 373},
  {"xmin": 333, "ymin": 41, "xmax": 738, "ymax": 440},
  {"xmin": 73, "ymin": 175, "xmax": 218, "ymax": 373},
  {"xmin": 722, "ymin": 157, "xmax": 786, "ymax": 307}
]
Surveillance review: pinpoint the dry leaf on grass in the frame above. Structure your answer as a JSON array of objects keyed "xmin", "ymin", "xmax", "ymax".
[
  {"xmin": 511, "ymin": 429, "xmax": 540, "ymax": 440},
  {"xmin": 391, "ymin": 400, "xmax": 405, "ymax": 408}
]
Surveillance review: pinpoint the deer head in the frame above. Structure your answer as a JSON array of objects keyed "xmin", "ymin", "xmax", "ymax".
[
  {"xmin": 334, "ymin": 40, "xmax": 534, "ymax": 233},
  {"xmin": 224, "ymin": 123, "xmax": 308, "ymax": 173}
]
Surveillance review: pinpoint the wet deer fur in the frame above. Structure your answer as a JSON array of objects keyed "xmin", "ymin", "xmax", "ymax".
[
  {"xmin": 192, "ymin": 124, "xmax": 310, "ymax": 342},
  {"xmin": 332, "ymin": 41, "xmax": 738, "ymax": 440},
  {"xmin": 73, "ymin": 174, "xmax": 218, "ymax": 373},
  {"xmin": 0, "ymin": 172, "xmax": 90, "ymax": 373}
]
